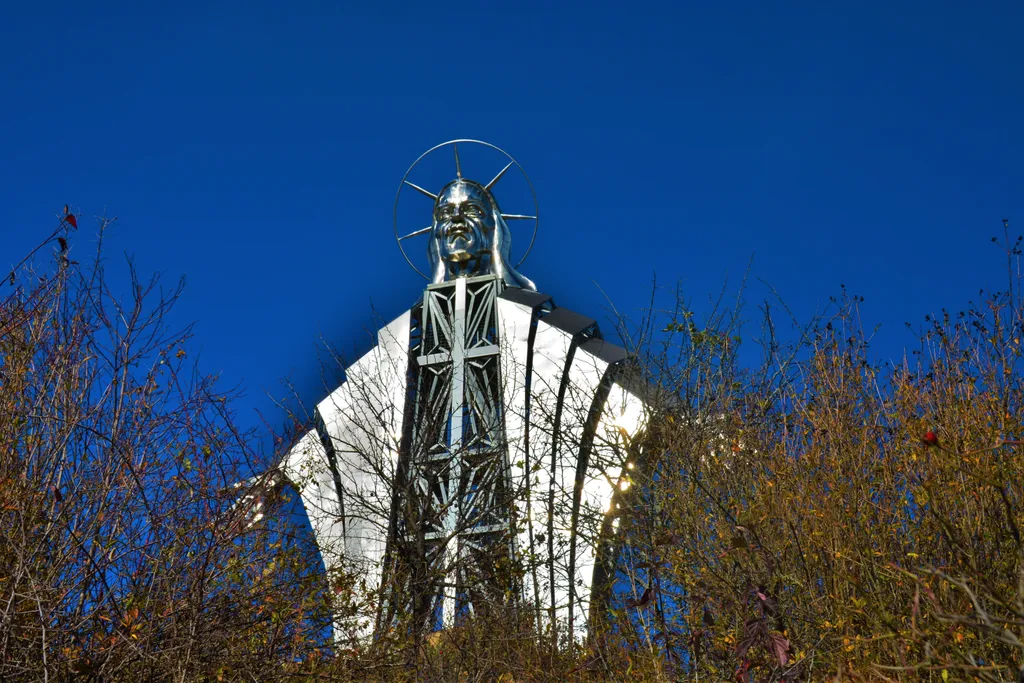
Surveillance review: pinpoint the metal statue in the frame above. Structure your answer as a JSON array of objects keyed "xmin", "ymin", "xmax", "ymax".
[
  {"xmin": 257, "ymin": 140, "xmax": 648, "ymax": 647},
  {"xmin": 395, "ymin": 140, "xmax": 539, "ymax": 288},
  {"xmin": 428, "ymin": 179, "xmax": 536, "ymax": 290}
]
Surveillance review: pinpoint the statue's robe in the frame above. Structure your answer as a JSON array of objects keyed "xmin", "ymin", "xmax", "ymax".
[{"xmin": 278, "ymin": 277, "xmax": 647, "ymax": 642}]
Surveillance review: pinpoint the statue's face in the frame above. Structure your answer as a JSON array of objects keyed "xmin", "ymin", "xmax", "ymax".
[{"xmin": 433, "ymin": 181, "xmax": 495, "ymax": 266}]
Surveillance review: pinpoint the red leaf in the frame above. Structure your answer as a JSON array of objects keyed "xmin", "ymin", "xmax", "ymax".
[
  {"xmin": 65, "ymin": 213, "xmax": 78, "ymax": 228},
  {"xmin": 770, "ymin": 632, "xmax": 791, "ymax": 666},
  {"xmin": 922, "ymin": 430, "xmax": 938, "ymax": 447},
  {"xmin": 735, "ymin": 634, "xmax": 757, "ymax": 658}
]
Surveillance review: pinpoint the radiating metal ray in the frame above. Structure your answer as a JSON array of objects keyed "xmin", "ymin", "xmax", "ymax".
[
  {"xmin": 501, "ymin": 214, "xmax": 537, "ymax": 221},
  {"xmin": 404, "ymin": 180, "xmax": 438, "ymax": 200},
  {"xmin": 399, "ymin": 226, "xmax": 433, "ymax": 241},
  {"xmin": 485, "ymin": 161, "xmax": 514, "ymax": 191},
  {"xmin": 395, "ymin": 139, "xmax": 541, "ymax": 278}
]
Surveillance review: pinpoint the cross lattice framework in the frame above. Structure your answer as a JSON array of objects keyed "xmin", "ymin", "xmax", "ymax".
[
  {"xmin": 271, "ymin": 273, "xmax": 648, "ymax": 644},
  {"xmin": 391, "ymin": 274, "xmax": 516, "ymax": 628}
]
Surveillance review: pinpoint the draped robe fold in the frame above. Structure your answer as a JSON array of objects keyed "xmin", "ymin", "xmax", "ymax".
[{"xmin": 277, "ymin": 278, "xmax": 647, "ymax": 642}]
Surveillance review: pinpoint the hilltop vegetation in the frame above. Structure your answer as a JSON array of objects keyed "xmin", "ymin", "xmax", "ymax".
[{"xmin": 3, "ymin": 215, "xmax": 1024, "ymax": 681}]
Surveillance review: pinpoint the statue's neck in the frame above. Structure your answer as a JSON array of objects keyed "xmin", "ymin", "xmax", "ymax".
[{"xmin": 447, "ymin": 253, "xmax": 493, "ymax": 279}]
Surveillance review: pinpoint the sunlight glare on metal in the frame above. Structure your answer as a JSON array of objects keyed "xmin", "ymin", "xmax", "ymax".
[{"xmin": 612, "ymin": 401, "xmax": 645, "ymax": 438}]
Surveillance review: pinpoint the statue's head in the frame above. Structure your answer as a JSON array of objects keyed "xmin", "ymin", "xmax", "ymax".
[
  {"xmin": 432, "ymin": 180, "xmax": 496, "ymax": 269},
  {"xmin": 428, "ymin": 179, "xmax": 535, "ymax": 290}
]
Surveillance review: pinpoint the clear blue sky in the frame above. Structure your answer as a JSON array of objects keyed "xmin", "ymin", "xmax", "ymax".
[{"xmin": 3, "ymin": 1, "xmax": 1023, "ymax": 433}]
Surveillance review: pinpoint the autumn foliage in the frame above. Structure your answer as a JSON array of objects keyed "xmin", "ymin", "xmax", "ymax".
[
  {"xmin": 0, "ymin": 217, "xmax": 330, "ymax": 681},
  {"xmin": 4, "ymin": 215, "xmax": 1024, "ymax": 681},
  {"xmin": 595, "ymin": 225, "xmax": 1024, "ymax": 681}
]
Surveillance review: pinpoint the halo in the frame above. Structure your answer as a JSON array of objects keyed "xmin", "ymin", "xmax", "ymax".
[{"xmin": 393, "ymin": 139, "xmax": 540, "ymax": 279}]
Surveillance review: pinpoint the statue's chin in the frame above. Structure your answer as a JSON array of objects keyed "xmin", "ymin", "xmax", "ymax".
[{"xmin": 446, "ymin": 251, "xmax": 473, "ymax": 264}]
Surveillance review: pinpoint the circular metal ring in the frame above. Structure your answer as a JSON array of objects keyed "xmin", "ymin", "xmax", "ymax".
[{"xmin": 393, "ymin": 139, "xmax": 540, "ymax": 279}]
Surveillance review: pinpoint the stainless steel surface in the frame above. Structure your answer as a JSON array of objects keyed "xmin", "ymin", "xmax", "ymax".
[
  {"xmin": 271, "ymin": 287, "xmax": 644, "ymax": 643},
  {"xmin": 393, "ymin": 274, "xmax": 513, "ymax": 629},
  {"xmin": 261, "ymin": 142, "xmax": 653, "ymax": 644},
  {"xmin": 394, "ymin": 140, "xmax": 539, "ymax": 287}
]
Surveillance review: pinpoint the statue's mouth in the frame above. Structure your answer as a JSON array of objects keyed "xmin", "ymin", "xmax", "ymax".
[
  {"xmin": 446, "ymin": 224, "xmax": 473, "ymax": 249},
  {"xmin": 446, "ymin": 233, "xmax": 473, "ymax": 263}
]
